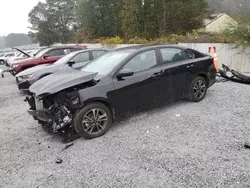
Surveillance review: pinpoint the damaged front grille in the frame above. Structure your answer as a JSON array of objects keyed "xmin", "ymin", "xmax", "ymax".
[{"xmin": 26, "ymin": 90, "xmax": 82, "ymax": 133}]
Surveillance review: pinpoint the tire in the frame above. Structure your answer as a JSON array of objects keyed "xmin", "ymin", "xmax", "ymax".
[
  {"xmin": 73, "ymin": 102, "xmax": 112, "ymax": 139},
  {"xmin": 188, "ymin": 76, "xmax": 207, "ymax": 102},
  {"xmin": 0, "ymin": 60, "xmax": 4, "ymax": 65}
]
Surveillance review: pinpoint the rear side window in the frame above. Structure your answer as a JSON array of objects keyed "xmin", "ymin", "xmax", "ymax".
[
  {"xmin": 160, "ymin": 48, "xmax": 187, "ymax": 63},
  {"xmin": 48, "ymin": 49, "xmax": 65, "ymax": 57},
  {"xmin": 92, "ymin": 51, "xmax": 106, "ymax": 59},
  {"xmin": 185, "ymin": 49, "xmax": 206, "ymax": 58},
  {"xmin": 71, "ymin": 52, "xmax": 89, "ymax": 63},
  {"xmin": 185, "ymin": 51, "xmax": 195, "ymax": 59}
]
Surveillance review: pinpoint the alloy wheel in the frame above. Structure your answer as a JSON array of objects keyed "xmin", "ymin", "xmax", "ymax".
[
  {"xmin": 81, "ymin": 108, "xmax": 108, "ymax": 135},
  {"xmin": 193, "ymin": 80, "xmax": 206, "ymax": 100}
]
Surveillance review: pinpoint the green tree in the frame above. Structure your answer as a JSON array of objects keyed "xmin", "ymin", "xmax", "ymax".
[
  {"xmin": 120, "ymin": 0, "xmax": 143, "ymax": 39},
  {"xmin": 77, "ymin": 0, "xmax": 122, "ymax": 38},
  {"xmin": 121, "ymin": 0, "xmax": 208, "ymax": 39},
  {"xmin": 5, "ymin": 33, "xmax": 33, "ymax": 48},
  {"xmin": 226, "ymin": 25, "xmax": 250, "ymax": 50},
  {"xmin": 29, "ymin": 0, "xmax": 76, "ymax": 46}
]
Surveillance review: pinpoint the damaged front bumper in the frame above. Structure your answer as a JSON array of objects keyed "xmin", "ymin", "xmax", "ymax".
[
  {"xmin": 220, "ymin": 64, "xmax": 250, "ymax": 84},
  {"xmin": 28, "ymin": 109, "xmax": 53, "ymax": 122},
  {"xmin": 26, "ymin": 95, "xmax": 52, "ymax": 122},
  {"xmin": 26, "ymin": 93, "xmax": 75, "ymax": 132}
]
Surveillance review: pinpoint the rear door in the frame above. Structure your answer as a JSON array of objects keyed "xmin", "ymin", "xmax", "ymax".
[
  {"xmin": 112, "ymin": 50, "xmax": 163, "ymax": 113},
  {"xmin": 184, "ymin": 49, "xmax": 216, "ymax": 87},
  {"xmin": 158, "ymin": 47, "xmax": 193, "ymax": 101}
]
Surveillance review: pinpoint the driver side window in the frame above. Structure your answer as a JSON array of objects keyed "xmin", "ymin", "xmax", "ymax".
[
  {"xmin": 47, "ymin": 49, "xmax": 65, "ymax": 57},
  {"xmin": 71, "ymin": 52, "xmax": 89, "ymax": 63},
  {"xmin": 123, "ymin": 50, "xmax": 157, "ymax": 73}
]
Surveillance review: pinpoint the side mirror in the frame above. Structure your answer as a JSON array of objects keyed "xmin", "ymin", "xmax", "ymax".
[
  {"xmin": 117, "ymin": 68, "xmax": 134, "ymax": 79},
  {"xmin": 67, "ymin": 60, "xmax": 75, "ymax": 67},
  {"xmin": 43, "ymin": 54, "xmax": 48, "ymax": 59}
]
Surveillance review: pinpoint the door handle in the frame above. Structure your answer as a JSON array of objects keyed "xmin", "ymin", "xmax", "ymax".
[
  {"xmin": 187, "ymin": 64, "xmax": 194, "ymax": 68},
  {"xmin": 151, "ymin": 71, "xmax": 163, "ymax": 78}
]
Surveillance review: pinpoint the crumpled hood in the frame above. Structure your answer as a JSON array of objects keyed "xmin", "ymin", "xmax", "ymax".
[
  {"xmin": 16, "ymin": 64, "xmax": 53, "ymax": 77},
  {"xmin": 29, "ymin": 70, "xmax": 98, "ymax": 97}
]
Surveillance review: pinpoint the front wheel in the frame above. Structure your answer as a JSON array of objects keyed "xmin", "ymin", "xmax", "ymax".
[
  {"xmin": 73, "ymin": 102, "xmax": 112, "ymax": 139},
  {"xmin": 188, "ymin": 76, "xmax": 207, "ymax": 102}
]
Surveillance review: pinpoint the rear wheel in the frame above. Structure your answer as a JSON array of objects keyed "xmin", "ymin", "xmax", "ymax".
[
  {"xmin": 188, "ymin": 76, "xmax": 207, "ymax": 102},
  {"xmin": 73, "ymin": 102, "xmax": 112, "ymax": 139}
]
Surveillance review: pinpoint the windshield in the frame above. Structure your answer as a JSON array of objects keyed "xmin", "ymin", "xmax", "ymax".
[
  {"xmin": 81, "ymin": 51, "xmax": 133, "ymax": 75},
  {"xmin": 0, "ymin": 54, "xmax": 4, "ymax": 57},
  {"xmin": 17, "ymin": 52, "xmax": 23, "ymax": 57},
  {"xmin": 53, "ymin": 52, "xmax": 76, "ymax": 65},
  {"xmin": 27, "ymin": 51, "xmax": 34, "ymax": 55},
  {"xmin": 35, "ymin": 48, "xmax": 50, "ymax": 58}
]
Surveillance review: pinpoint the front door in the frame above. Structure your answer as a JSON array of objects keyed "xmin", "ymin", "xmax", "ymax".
[
  {"xmin": 43, "ymin": 49, "xmax": 66, "ymax": 65},
  {"xmin": 112, "ymin": 50, "xmax": 163, "ymax": 113},
  {"xmin": 71, "ymin": 51, "xmax": 90, "ymax": 70}
]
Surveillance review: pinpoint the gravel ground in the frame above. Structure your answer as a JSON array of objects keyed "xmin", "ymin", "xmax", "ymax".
[{"xmin": 1, "ymin": 65, "xmax": 250, "ymax": 188}]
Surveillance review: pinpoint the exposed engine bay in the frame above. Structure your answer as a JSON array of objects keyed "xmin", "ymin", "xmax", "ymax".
[
  {"xmin": 26, "ymin": 90, "xmax": 80, "ymax": 132},
  {"xmin": 25, "ymin": 82, "xmax": 95, "ymax": 133}
]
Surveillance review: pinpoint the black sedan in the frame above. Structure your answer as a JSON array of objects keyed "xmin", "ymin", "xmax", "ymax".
[
  {"xmin": 15, "ymin": 49, "xmax": 108, "ymax": 90},
  {"xmin": 26, "ymin": 45, "xmax": 217, "ymax": 139}
]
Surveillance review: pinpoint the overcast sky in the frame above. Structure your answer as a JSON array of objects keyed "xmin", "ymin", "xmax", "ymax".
[{"xmin": 0, "ymin": 0, "xmax": 45, "ymax": 36}]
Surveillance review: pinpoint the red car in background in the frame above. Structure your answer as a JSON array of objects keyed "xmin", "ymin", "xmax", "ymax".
[{"xmin": 10, "ymin": 45, "xmax": 87, "ymax": 75}]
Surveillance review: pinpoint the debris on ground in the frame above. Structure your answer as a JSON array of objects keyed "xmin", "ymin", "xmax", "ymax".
[
  {"xmin": 62, "ymin": 143, "xmax": 74, "ymax": 151},
  {"xmin": 220, "ymin": 64, "xmax": 250, "ymax": 85},
  {"xmin": 55, "ymin": 158, "xmax": 63, "ymax": 164},
  {"xmin": 62, "ymin": 134, "xmax": 80, "ymax": 144},
  {"xmin": 244, "ymin": 143, "xmax": 250, "ymax": 149}
]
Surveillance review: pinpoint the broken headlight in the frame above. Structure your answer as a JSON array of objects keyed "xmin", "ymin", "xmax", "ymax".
[{"xmin": 21, "ymin": 74, "xmax": 34, "ymax": 80}]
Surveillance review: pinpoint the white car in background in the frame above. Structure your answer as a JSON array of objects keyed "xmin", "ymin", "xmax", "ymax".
[
  {"xmin": 0, "ymin": 52, "xmax": 15, "ymax": 65},
  {"xmin": 6, "ymin": 49, "xmax": 38, "ymax": 67}
]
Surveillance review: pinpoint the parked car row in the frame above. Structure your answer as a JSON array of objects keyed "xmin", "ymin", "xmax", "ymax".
[
  {"xmin": 16, "ymin": 45, "xmax": 216, "ymax": 139},
  {"xmin": 0, "ymin": 52, "xmax": 15, "ymax": 65},
  {"xmin": 0, "ymin": 48, "xmax": 43, "ymax": 66},
  {"xmin": 16, "ymin": 48, "xmax": 108, "ymax": 90},
  {"xmin": 6, "ymin": 48, "xmax": 38, "ymax": 67},
  {"xmin": 1, "ymin": 44, "xmax": 217, "ymax": 139}
]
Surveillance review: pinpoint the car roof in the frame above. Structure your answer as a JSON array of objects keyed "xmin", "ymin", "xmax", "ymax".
[
  {"xmin": 67, "ymin": 48, "xmax": 109, "ymax": 56},
  {"xmin": 80, "ymin": 48, "xmax": 108, "ymax": 51},
  {"xmin": 49, "ymin": 45, "xmax": 87, "ymax": 49},
  {"xmin": 113, "ymin": 44, "xmax": 187, "ymax": 52}
]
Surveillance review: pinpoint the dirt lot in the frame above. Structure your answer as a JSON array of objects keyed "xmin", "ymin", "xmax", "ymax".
[{"xmin": 1, "ymin": 65, "xmax": 250, "ymax": 188}]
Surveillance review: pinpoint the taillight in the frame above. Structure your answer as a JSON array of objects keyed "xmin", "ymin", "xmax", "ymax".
[{"xmin": 211, "ymin": 56, "xmax": 219, "ymax": 73}]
